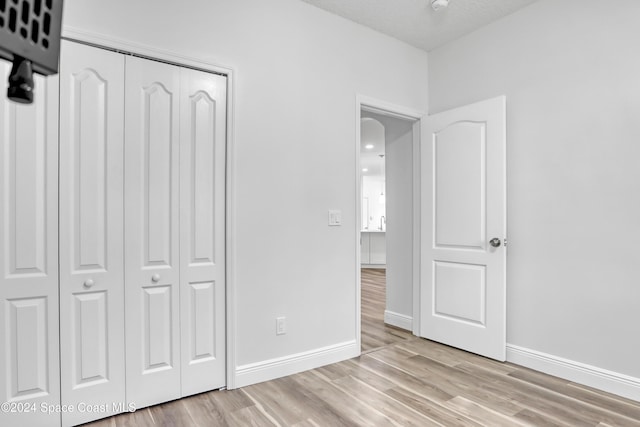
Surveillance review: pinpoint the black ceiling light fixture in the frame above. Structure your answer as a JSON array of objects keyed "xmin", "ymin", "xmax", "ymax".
[{"xmin": 0, "ymin": 0, "xmax": 64, "ymax": 104}]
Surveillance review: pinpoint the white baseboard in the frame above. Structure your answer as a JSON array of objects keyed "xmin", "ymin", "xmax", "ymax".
[
  {"xmin": 507, "ymin": 344, "xmax": 640, "ymax": 402},
  {"xmin": 384, "ymin": 310, "xmax": 413, "ymax": 331},
  {"xmin": 234, "ymin": 340, "xmax": 359, "ymax": 388},
  {"xmin": 361, "ymin": 264, "xmax": 386, "ymax": 269}
]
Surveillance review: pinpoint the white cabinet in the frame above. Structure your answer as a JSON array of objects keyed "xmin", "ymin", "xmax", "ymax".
[
  {"xmin": 361, "ymin": 232, "xmax": 386, "ymax": 266},
  {"xmin": 361, "ymin": 233, "xmax": 371, "ymax": 264},
  {"xmin": 370, "ymin": 232, "xmax": 387, "ymax": 264},
  {"xmin": 0, "ymin": 63, "xmax": 60, "ymax": 427}
]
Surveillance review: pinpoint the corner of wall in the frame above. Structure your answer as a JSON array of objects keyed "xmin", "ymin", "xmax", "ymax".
[{"xmin": 384, "ymin": 311, "xmax": 413, "ymax": 331}]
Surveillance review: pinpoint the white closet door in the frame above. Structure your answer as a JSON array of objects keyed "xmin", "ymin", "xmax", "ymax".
[
  {"xmin": 179, "ymin": 68, "xmax": 227, "ymax": 396},
  {"xmin": 0, "ymin": 65, "xmax": 60, "ymax": 427},
  {"xmin": 124, "ymin": 56, "xmax": 181, "ymax": 408},
  {"xmin": 58, "ymin": 41, "xmax": 126, "ymax": 426}
]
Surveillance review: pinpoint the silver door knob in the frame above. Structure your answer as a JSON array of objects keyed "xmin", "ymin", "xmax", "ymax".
[
  {"xmin": 84, "ymin": 278, "xmax": 95, "ymax": 288},
  {"xmin": 151, "ymin": 274, "xmax": 161, "ymax": 282},
  {"xmin": 489, "ymin": 238, "xmax": 502, "ymax": 248}
]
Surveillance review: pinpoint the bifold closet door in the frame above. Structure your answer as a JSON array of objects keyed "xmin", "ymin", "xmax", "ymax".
[
  {"xmin": 179, "ymin": 68, "xmax": 227, "ymax": 396},
  {"xmin": 58, "ymin": 42, "xmax": 126, "ymax": 426},
  {"xmin": 124, "ymin": 56, "xmax": 182, "ymax": 408},
  {"xmin": 0, "ymin": 65, "xmax": 60, "ymax": 427}
]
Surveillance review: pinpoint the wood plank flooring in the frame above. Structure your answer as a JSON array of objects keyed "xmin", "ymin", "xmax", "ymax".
[
  {"xmin": 360, "ymin": 268, "xmax": 413, "ymax": 352},
  {"xmin": 84, "ymin": 269, "xmax": 640, "ymax": 426}
]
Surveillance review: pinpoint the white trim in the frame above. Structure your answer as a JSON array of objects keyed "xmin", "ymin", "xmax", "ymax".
[
  {"xmin": 355, "ymin": 100, "xmax": 363, "ymax": 355},
  {"xmin": 61, "ymin": 26, "xmax": 239, "ymax": 390},
  {"xmin": 224, "ymin": 66, "xmax": 238, "ymax": 390},
  {"xmin": 411, "ymin": 120, "xmax": 422, "ymax": 337},
  {"xmin": 384, "ymin": 311, "xmax": 413, "ymax": 331},
  {"xmin": 62, "ymin": 27, "xmax": 235, "ymax": 75},
  {"xmin": 361, "ymin": 264, "xmax": 386, "ymax": 269},
  {"xmin": 235, "ymin": 341, "xmax": 359, "ymax": 388},
  {"xmin": 359, "ymin": 95, "xmax": 425, "ymax": 121},
  {"xmin": 507, "ymin": 344, "xmax": 640, "ymax": 402}
]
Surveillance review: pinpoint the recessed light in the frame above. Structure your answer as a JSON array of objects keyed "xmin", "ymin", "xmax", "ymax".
[
  {"xmin": 431, "ymin": 0, "xmax": 449, "ymax": 11},
  {"xmin": 362, "ymin": 168, "xmax": 368, "ymax": 172},
  {"xmin": 365, "ymin": 144, "xmax": 374, "ymax": 149}
]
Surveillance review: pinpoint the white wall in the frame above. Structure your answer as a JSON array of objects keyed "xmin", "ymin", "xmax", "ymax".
[
  {"xmin": 62, "ymin": 0, "xmax": 428, "ymax": 384},
  {"xmin": 429, "ymin": 0, "xmax": 640, "ymax": 381},
  {"xmin": 385, "ymin": 118, "xmax": 414, "ymax": 323}
]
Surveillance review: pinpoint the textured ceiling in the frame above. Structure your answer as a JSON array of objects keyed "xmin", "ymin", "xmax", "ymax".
[{"xmin": 299, "ymin": 0, "xmax": 540, "ymax": 51}]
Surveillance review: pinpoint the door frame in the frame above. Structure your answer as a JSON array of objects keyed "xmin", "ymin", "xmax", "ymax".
[
  {"xmin": 355, "ymin": 95, "xmax": 425, "ymax": 351},
  {"xmin": 61, "ymin": 28, "xmax": 239, "ymax": 389}
]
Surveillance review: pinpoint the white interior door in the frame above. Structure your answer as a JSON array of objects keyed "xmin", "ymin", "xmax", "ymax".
[
  {"xmin": 179, "ymin": 68, "xmax": 227, "ymax": 396},
  {"xmin": 58, "ymin": 41, "xmax": 126, "ymax": 426},
  {"xmin": 124, "ymin": 56, "xmax": 182, "ymax": 408},
  {"xmin": 0, "ymin": 65, "xmax": 60, "ymax": 427},
  {"xmin": 420, "ymin": 96, "xmax": 506, "ymax": 361}
]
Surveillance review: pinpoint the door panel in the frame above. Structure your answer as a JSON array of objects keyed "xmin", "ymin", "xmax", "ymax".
[
  {"xmin": 143, "ymin": 285, "xmax": 173, "ymax": 369},
  {"xmin": 433, "ymin": 261, "xmax": 485, "ymax": 325},
  {"xmin": 59, "ymin": 41, "xmax": 126, "ymax": 427},
  {"xmin": 143, "ymin": 83, "xmax": 174, "ymax": 267},
  {"xmin": 0, "ymin": 64, "xmax": 60, "ymax": 427},
  {"xmin": 71, "ymin": 291, "xmax": 108, "ymax": 382},
  {"xmin": 125, "ymin": 56, "xmax": 181, "ymax": 408},
  {"xmin": 434, "ymin": 122, "xmax": 485, "ymax": 249},
  {"xmin": 179, "ymin": 67, "xmax": 226, "ymax": 396},
  {"xmin": 420, "ymin": 96, "xmax": 506, "ymax": 361},
  {"xmin": 7, "ymin": 298, "xmax": 49, "ymax": 396}
]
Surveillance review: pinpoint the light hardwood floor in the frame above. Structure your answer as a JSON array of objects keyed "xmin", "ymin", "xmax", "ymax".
[
  {"xmin": 84, "ymin": 269, "xmax": 640, "ymax": 426},
  {"xmin": 361, "ymin": 268, "xmax": 413, "ymax": 352}
]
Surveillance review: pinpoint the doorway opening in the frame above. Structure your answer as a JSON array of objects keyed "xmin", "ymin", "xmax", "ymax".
[{"xmin": 356, "ymin": 98, "xmax": 423, "ymax": 354}]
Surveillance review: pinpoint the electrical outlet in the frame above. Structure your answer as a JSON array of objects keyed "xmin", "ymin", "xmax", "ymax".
[{"xmin": 276, "ymin": 317, "xmax": 286, "ymax": 335}]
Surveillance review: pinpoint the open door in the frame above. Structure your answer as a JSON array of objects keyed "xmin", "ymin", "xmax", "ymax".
[{"xmin": 420, "ymin": 96, "xmax": 506, "ymax": 361}]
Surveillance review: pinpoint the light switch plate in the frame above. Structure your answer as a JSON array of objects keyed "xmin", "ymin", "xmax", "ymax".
[
  {"xmin": 328, "ymin": 210, "xmax": 342, "ymax": 226},
  {"xmin": 276, "ymin": 317, "xmax": 286, "ymax": 335}
]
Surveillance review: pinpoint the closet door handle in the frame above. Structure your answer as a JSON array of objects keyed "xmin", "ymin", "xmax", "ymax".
[
  {"xmin": 151, "ymin": 274, "xmax": 161, "ymax": 283},
  {"xmin": 84, "ymin": 278, "xmax": 95, "ymax": 288}
]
